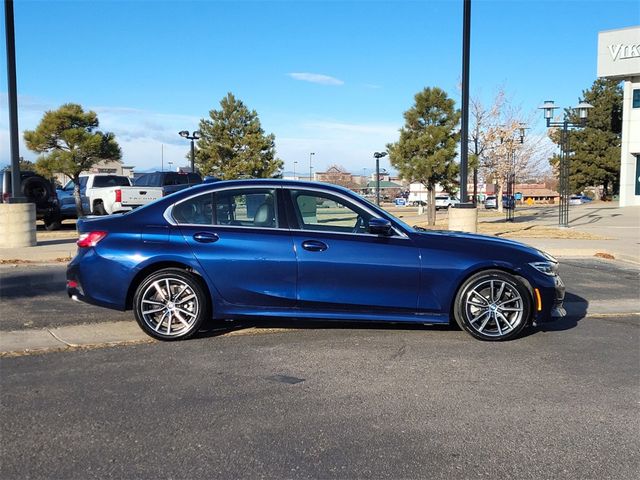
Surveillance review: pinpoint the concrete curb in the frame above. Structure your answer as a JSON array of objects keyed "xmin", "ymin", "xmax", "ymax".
[{"xmin": 0, "ymin": 321, "xmax": 152, "ymax": 357}]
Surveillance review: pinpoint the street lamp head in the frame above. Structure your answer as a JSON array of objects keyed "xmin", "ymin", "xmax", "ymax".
[
  {"xmin": 518, "ymin": 123, "xmax": 528, "ymax": 143},
  {"xmin": 373, "ymin": 151, "xmax": 387, "ymax": 159},
  {"xmin": 539, "ymin": 100, "xmax": 558, "ymax": 120},
  {"xmin": 192, "ymin": 131, "xmax": 201, "ymax": 140},
  {"xmin": 178, "ymin": 130, "xmax": 189, "ymax": 138},
  {"xmin": 574, "ymin": 100, "xmax": 594, "ymax": 121}
]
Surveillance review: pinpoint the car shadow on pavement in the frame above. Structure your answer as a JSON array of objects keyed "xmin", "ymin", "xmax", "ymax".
[
  {"xmin": 37, "ymin": 238, "xmax": 77, "ymax": 246},
  {"xmin": 533, "ymin": 291, "xmax": 588, "ymax": 334},
  {"xmin": 195, "ymin": 317, "xmax": 454, "ymax": 339},
  {"xmin": 0, "ymin": 271, "xmax": 64, "ymax": 299},
  {"xmin": 194, "ymin": 293, "xmax": 589, "ymax": 341}
]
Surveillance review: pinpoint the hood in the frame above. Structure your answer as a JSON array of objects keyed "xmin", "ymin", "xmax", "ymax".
[{"xmin": 412, "ymin": 229, "xmax": 552, "ymax": 263}]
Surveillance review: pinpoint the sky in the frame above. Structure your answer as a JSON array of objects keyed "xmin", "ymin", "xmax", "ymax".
[{"xmin": 1, "ymin": 0, "xmax": 638, "ymax": 175}]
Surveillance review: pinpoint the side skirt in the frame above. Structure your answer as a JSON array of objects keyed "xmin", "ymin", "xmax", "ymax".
[{"xmin": 217, "ymin": 305, "xmax": 450, "ymax": 325}]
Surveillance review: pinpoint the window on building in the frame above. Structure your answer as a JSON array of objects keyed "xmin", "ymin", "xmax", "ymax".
[{"xmin": 633, "ymin": 89, "xmax": 640, "ymax": 108}]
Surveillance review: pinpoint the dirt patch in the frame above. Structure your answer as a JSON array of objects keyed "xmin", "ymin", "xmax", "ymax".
[{"xmin": 0, "ymin": 256, "xmax": 72, "ymax": 265}]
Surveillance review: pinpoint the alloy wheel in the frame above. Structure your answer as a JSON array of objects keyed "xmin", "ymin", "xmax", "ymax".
[
  {"xmin": 140, "ymin": 277, "xmax": 200, "ymax": 337},
  {"xmin": 463, "ymin": 279, "xmax": 524, "ymax": 338}
]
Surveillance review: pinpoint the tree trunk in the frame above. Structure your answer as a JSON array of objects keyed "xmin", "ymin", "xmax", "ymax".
[
  {"xmin": 427, "ymin": 183, "xmax": 436, "ymax": 226},
  {"xmin": 497, "ymin": 182, "xmax": 504, "ymax": 213},
  {"xmin": 74, "ymin": 174, "xmax": 85, "ymax": 218}
]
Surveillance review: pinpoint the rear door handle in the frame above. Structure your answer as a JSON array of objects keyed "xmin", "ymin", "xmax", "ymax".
[
  {"xmin": 193, "ymin": 232, "xmax": 219, "ymax": 244},
  {"xmin": 301, "ymin": 240, "xmax": 328, "ymax": 252}
]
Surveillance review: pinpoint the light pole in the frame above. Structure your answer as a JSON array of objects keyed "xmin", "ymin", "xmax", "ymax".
[
  {"xmin": 373, "ymin": 151, "xmax": 387, "ymax": 206},
  {"xmin": 458, "ymin": 0, "xmax": 471, "ymax": 206},
  {"xmin": 309, "ymin": 152, "xmax": 315, "ymax": 181},
  {"xmin": 293, "ymin": 160, "xmax": 297, "ymax": 180},
  {"xmin": 499, "ymin": 123, "xmax": 526, "ymax": 222},
  {"xmin": 539, "ymin": 100, "xmax": 593, "ymax": 227},
  {"xmin": 178, "ymin": 130, "xmax": 201, "ymax": 174}
]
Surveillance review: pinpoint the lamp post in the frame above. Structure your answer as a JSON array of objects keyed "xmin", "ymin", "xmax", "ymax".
[
  {"xmin": 178, "ymin": 130, "xmax": 201, "ymax": 174},
  {"xmin": 309, "ymin": 152, "xmax": 315, "ymax": 181},
  {"xmin": 499, "ymin": 123, "xmax": 526, "ymax": 222},
  {"xmin": 539, "ymin": 100, "xmax": 593, "ymax": 227},
  {"xmin": 373, "ymin": 151, "xmax": 387, "ymax": 206},
  {"xmin": 293, "ymin": 160, "xmax": 297, "ymax": 180}
]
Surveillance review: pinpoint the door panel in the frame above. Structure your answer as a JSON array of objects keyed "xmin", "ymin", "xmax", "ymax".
[
  {"xmin": 182, "ymin": 226, "xmax": 296, "ymax": 307},
  {"xmin": 294, "ymin": 232, "xmax": 420, "ymax": 311},
  {"xmin": 286, "ymin": 189, "xmax": 420, "ymax": 312}
]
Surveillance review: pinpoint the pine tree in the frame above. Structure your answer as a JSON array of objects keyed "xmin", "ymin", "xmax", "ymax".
[
  {"xmin": 195, "ymin": 93, "xmax": 283, "ymax": 179},
  {"xmin": 549, "ymin": 78, "xmax": 622, "ymax": 197},
  {"xmin": 24, "ymin": 103, "xmax": 121, "ymax": 216},
  {"xmin": 387, "ymin": 87, "xmax": 460, "ymax": 225}
]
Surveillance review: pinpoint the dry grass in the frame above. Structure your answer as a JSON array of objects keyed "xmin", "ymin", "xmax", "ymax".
[{"xmin": 412, "ymin": 219, "xmax": 608, "ymax": 240}]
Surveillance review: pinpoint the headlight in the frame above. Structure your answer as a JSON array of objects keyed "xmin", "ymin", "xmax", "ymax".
[{"xmin": 529, "ymin": 261, "xmax": 559, "ymax": 276}]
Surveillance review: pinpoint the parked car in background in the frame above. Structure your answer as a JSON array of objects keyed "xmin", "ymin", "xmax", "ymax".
[
  {"xmin": 569, "ymin": 194, "xmax": 593, "ymax": 205},
  {"xmin": 75, "ymin": 174, "xmax": 164, "ymax": 215},
  {"xmin": 435, "ymin": 194, "xmax": 460, "ymax": 210},
  {"xmin": 484, "ymin": 195, "xmax": 498, "ymax": 209},
  {"xmin": 502, "ymin": 195, "xmax": 516, "ymax": 210},
  {"xmin": 67, "ymin": 179, "xmax": 565, "ymax": 342},
  {"xmin": 56, "ymin": 178, "xmax": 91, "ymax": 219},
  {"xmin": 134, "ymin": 171, "xmax": 202, "ymax": 196},
  {"xmin": 0, "ymin": 170, "xmax": 61, "ymax": 230}
]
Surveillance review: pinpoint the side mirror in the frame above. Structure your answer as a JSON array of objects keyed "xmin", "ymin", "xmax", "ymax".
[{"xmin": 368, "ymin": 217, "xmax": 393, "ymax": 236}]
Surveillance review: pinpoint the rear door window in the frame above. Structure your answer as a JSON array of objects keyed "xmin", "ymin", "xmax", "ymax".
[{"xmin": 171, "ymin": 188, "xmax": 278, "ymax": 228}]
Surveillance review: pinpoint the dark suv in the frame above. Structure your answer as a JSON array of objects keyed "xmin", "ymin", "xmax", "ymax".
[
  {"xmin": 133, "ymin": 171, "xmax": 202, "ymax": 196},
  {"xmin": 0, "ymin": 170, "xmax": 62, "ymax": 230}
]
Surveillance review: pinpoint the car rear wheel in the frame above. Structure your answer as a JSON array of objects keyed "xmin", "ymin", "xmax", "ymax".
[
  {"xmin": 93, "ymin": 202, "xmax": 107, "ymax": 215},
  {"xmin": 133, "ymin": 268, "xmax": 209, "ymax": 341},
  {"xmin": 454, "ymin": 270, "xmax": 531, "ymax": 341}
]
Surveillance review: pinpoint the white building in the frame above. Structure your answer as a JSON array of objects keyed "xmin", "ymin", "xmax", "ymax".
[{"xmin": 597, "ymin": 26, "xmax": 640, "ymax": 207}]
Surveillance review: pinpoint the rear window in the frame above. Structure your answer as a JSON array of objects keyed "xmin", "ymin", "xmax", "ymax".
[
  {"xmin": 163, "ymin": 173, "xmax": 201, "ymax": 186},
  {"xmin": 92, "ymin": 175, "xmax": 130, "ymax": 188}
]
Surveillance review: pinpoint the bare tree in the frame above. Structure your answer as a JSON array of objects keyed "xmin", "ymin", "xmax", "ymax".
[{"xmin": 477, "ymin": 97, "xmax": 551, "ymax": 212}]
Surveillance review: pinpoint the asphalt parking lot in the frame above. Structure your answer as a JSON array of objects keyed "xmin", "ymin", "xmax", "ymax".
[{"xmin": 1, "ymin": 311, "xmax": 639, "ymax": 479}]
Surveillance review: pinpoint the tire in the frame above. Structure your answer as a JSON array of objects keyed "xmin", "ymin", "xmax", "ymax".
[
  {"xmin": 453, "ymin": 270, "xmax": 531, "ymax": 341},
  {"xmin": 93, "ymin": 202, "xmax": 107, "ymax": 215},
  {"xmin": 133, "ymin": 268, "xmax": 209, "ymax": 341},
  {"xmin": 44, "ymin": 218, "xmax": 62, "ymax": 231},
  {"xmin": 22, "ymin": 176, "xmax": 51, "ymax": 205}
]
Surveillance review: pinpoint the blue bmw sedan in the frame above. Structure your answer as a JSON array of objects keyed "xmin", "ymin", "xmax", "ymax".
[{"xmin": 67, "ymin": 180, "xmax": 565, "ymax": 341}]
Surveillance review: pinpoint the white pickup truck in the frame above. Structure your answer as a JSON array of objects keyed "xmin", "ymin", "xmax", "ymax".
[{"xmin": 63, "ymin": 174, "xmax": 164, "ymax": 215}]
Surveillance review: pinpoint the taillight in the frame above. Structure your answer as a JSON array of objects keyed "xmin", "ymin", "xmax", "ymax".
[
  {"xmin": 77, "ymin": 231, "xmax": 108, "ymax": 248},
  {"xmin": 115, "ymin": 189, "xmax": 122, "ymax": 203},
  {"xmin": 2, "ymin": 192, "xmax": 10, "ymax": 202}
]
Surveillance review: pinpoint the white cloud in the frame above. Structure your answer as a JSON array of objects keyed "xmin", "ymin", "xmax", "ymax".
[
  {"xmin": 288, "ymin": 72, "xmax": 344, "ymax": 86},
  {"xmin": 273, "ymin": 119, "xmax": 401, "ymax": 174}
]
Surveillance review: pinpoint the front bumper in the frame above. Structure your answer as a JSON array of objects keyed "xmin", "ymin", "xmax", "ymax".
[{"xmin": 534, "ymin": 274, "xmax": 565, "ymax": 324}]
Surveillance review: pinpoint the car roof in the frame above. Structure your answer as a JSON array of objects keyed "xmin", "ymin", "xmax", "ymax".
[{"xmin": 176, "ymin": 178, "xmax": 357, "ymax": 196}]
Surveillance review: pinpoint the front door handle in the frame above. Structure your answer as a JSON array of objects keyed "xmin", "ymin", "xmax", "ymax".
[
  {"xmin": 193, "ymin": 232, "xmax": 219, "ymax": 244},
  {"xmin": 301, "ymin": 240, "xmax": 328, "ymax": 252}
]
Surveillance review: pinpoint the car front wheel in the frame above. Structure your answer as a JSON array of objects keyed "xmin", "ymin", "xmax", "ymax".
[
  {"xmin": 133, "ymin": 268, "xmax": 209, "ymax": 341},
  {"xmin": 454, "ymin": 270, "xmax": 531, "ymax": 341}
]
